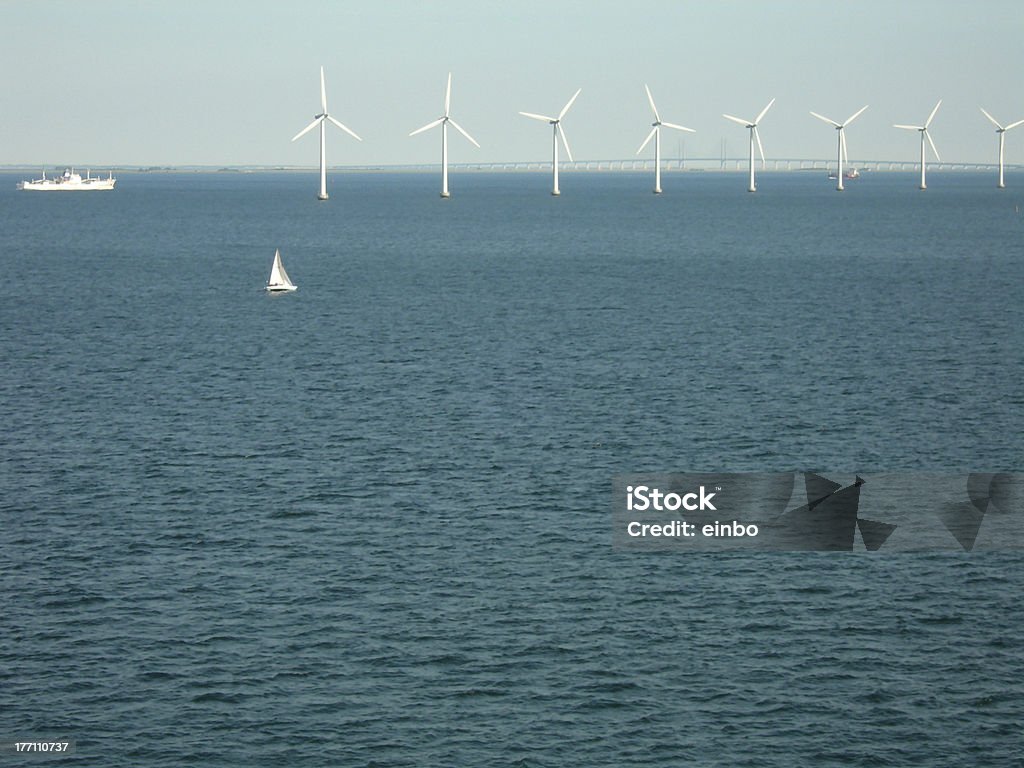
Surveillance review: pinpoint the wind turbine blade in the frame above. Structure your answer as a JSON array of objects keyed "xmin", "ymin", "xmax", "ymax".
[
  {"xmin": 893, "ymin": 124, "xmax": 922, "ymax": 131},
  {"xmin": 410, "ymin": 117, "xmax": 445, "ymax": 137},
  {"xmin": 662, "ymin": 121, "xmax": 696, "ymax": 133},
  {"xmin": 755, "ymin": 98, "xmax": 775, "ymax": 125},
  {"xmin": 444, "ymin": 72, "xmax": 452, "ymax": 117},
  {"xmin": 841, "ymin": 130, "xmax": 848, "ymax": 165},
  {"xmin": 1004, "ymin": 118, "xmax": 1024, "ymax": 131},
  {"xmin": 925, "ymin": 99, "xmax": 942, "ymax": 128},
  {"xmin": 558, "ymin": 123, "xmax": 573, "ymax": 162},
  {"xmin": 979, "ymin": 107, "xmax": 1002, "ymax": 129},
  {"xmin": 810, "ymin": 111, "xmax": 841, "ymax": 127},
  {"xmin": 558, "ymin": 88, "xmax": 581, "ymax": 120},
  {"xmin": 723, "ymin": 114, "xmax": 751, "ymax": 127},
  {"xmin": 448, "ymin": 118, "xmax": 480, "ymax": 148},
  {"xmin": 926, "ymin": 130, "xmax": 940, "ymax": 161},
  {"xmin": 754, "ymin": 127, "xmax": 766, "ymax": 167},
  {"xmin": 326, "ymin": 115, "xmax": 362, "ymax": 141},
  {"xmin": 291, "ymin": 116, "xmax": 323, "ymax": 142},
  {"xmin": 844, "ymin": 104, "xmax": 869, "ymax": 126},
  {"xmin": 644, "ymin": 84, "xmax": 660, "ymax": 122},
  {"xmin": 520, "ymin": 111, "xmax": 556, "ymax": 123},
  {"xmin": 636, "ymin": 126, "xmax": 657, "ymax": 155},
  {"xmin": 320, "ymin": 66, "xmax": 327, "ymax": 114}
]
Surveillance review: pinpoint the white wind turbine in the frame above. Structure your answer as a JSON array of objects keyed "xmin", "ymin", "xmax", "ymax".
[
  {"xmin": 979, "ymin": 108, "xmax": 1024, "ymax": 189},
  {"xmin": 894, "ymin": 100, "xmax": 942, "ymax": 190},
  {"xmin": 810, "ymin": 105, "xmax": 868, "ymax": 191},
  {"xmin": 409, "ymin": 73, "xmax": 480, "ymax": 198},
  {"xmin": 291, "ymin": 66, "xmax": 362, "ymax": 200},
  {"xmin": 637, "ymin": 85, "xmax": 695, "ymax": 194},
  {"xmin": 723, "ymin": 99, "xmax": 775, "ymax": 192},
  {"xmin": 520, "ymin": 89, "xmax": 581, "ymax": 196}
]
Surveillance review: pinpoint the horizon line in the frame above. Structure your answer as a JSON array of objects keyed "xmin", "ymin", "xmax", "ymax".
[{"xmin": 1, "ymin": 158, "xmax": 1017, "ymax": 173}]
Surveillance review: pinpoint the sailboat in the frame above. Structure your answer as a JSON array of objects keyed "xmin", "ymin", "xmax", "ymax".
[{"xmin": 266, "ymin": 248, "xmax": 297, "ymax": 292}]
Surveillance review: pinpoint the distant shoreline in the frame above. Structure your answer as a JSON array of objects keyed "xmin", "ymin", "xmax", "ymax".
[{"xmin": 0, "ymin": 163, "xmax": 1017, "ymax": 174}]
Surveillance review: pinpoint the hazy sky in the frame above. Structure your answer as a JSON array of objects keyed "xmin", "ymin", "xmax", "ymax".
[{"xmin": 3, "ymin": 1, "xmax": 1022, "ymax": 167}]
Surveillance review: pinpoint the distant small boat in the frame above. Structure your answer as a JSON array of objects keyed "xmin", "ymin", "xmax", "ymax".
[
  {"xmin": 828, "ymin": 168, "xmax": 860, "ymax": 180},
  {"xmin": 17, "ymin": 168, "xmax": 116, "ymax": 191},
  {"xmin": 266, "ymin": 249, "xmax": 297, "ymax": 292}
]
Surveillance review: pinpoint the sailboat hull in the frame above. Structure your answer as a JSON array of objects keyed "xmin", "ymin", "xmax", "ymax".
[{"xmin": 266, "ymin": 284, "xmax": 297, "ymax": 293}]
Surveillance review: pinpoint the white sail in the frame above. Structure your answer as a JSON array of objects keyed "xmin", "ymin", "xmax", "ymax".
[{"xmin": 267, "ymin": 248, "xmax": 297, "ymax": 291}]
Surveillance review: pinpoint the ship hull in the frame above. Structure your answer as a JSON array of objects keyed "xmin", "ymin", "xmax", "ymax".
[{"xmin": 18, "ymin": 180, "xmax": 116, "ymax": 191}]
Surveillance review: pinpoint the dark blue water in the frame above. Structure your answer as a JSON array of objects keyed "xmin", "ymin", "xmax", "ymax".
[{"xmin": 2, "ymin": 170, "xmax": 1022, "ymax": 766}]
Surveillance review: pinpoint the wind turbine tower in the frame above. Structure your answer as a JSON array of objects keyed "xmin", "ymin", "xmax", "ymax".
[
  {"xmin": 979, "ymin": 108, "xmax": 1024, "ymax": 189},
  {"xmin": 723, "ymin": 99, "xmax": 775, "ymax": 192},
  {"xmin": 410, "ymin": 73, "xmax": 480, "ymax": 198},
  {"xmin": 520, "ymin": 89, "xmax": 581, "ymax": 196},
  {"xmin": 894, "ymin": 100, "xmax": 942, "ymax": 190},
  {"xmin": 637, "ymin": 85, "xmax": 695, "ymax": 194},
  {"xmin": 810, "ymin": 105, "xmax": 868, "ymax": 191},
  {"xmin": 291, "ymin": 66, "xmax": 362, "ymax": 200}
]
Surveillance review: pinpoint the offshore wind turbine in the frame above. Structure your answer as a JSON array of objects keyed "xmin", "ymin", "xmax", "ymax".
[
  {"xmin": 520, "ymin": 89, "xmax": 581, "ymax": 196},
  {"xmin": 894, "ymin": 100, "xmax": 942, "ymax": 190},
  {"xmin": 723, "ymin": 99, "xmax": 775, "ymax": 192},
  {"xmin": 409, "ymin": 73, "xmax": 480, "ymax": 198},
  {"xmin": 979, "ymin": 108, "xmax": 1024, "ymax": 189},
  {"xmin": 636, "ymin": 84, "xmax": 695, "ymax": 194},
  {"xmin": 291, "ymin": 66, "xmax": 362, "ymax": 200},
  {"xmin": 810, "ymin": 105, "xmax": 868, "ymax": 191}
]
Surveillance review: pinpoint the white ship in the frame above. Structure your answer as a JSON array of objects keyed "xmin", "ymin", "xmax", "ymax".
[{"xmin": 17, "ymin": 168, "xmax": 116, "ymax": 191}]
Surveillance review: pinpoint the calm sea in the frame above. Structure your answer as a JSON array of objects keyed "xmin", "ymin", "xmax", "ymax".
[{"xmin": 1, "ymin": 170, "xmax": 1022, "ymax": 766}]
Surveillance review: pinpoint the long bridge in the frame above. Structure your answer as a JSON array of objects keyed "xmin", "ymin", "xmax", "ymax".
[{"xmin": 335, "ymin": 158, "xmax": 1016, "ymax": 174}]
